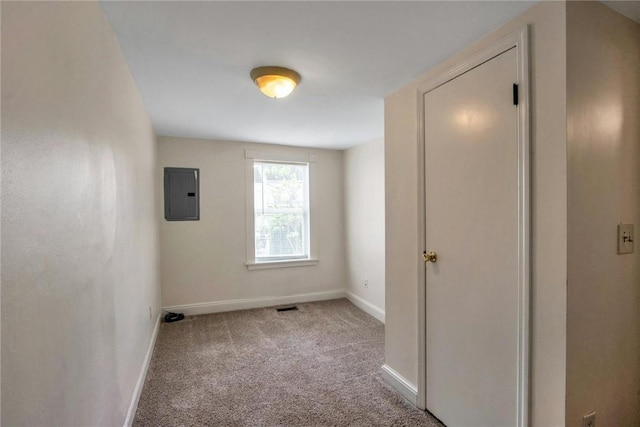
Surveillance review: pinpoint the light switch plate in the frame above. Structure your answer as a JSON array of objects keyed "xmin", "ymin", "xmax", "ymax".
[{"xmin": 618, "ymin": 224, "xmax": 634, "ymax": 254}]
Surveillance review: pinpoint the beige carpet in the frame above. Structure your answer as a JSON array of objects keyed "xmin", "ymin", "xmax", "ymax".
[{"xmin": 133, "ymin": 298, "xmax": 444, "ymax": 426}]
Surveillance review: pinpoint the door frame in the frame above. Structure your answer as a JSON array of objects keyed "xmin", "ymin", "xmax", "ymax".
[{"xmin": 415, "ymin": 26, "xmax": 530, "ymax": 427}]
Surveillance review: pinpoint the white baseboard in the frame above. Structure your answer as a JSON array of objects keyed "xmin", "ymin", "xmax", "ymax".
[
  {"xmin": 345, "ymin": 290, "xmax": 385, "ymax": 323},
  {"xmin": 124, "ymin": 313, "xmax": 161, "ymax": 427},
  {"xmin": 162, "ymin": 289, "xmax": 346, "ymax": 317},
  {"xmin": 381, "ymin": 364, "xmax": 418, "ymax": 406}
]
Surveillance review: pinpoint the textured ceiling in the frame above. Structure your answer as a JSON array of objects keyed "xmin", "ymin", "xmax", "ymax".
[{"xmin": 100, "ymin": 1, "xmax": 537, "ymax": 149}]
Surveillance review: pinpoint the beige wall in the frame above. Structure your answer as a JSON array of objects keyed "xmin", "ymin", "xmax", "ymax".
[
  {"xmin": 1, "ymin": 2, "xmax": 161, "ymax": 425},
  {"xmin": 566, "ymin": 2, "xmax": 640, "ymax": 426},
  {"xmin": 384, "ymin": 2, "xmax": 568, "ymax": 426},
  {"xmin": 344, "ymin": 138, "xmax": 385, "ymax": 319},
  {"xmin": 158, "ymin": 137, "xmax": 346, "ymax": 308},
  {"xmin": 384, "ymin": 87, "xmax": 421, "ymax": 387}
]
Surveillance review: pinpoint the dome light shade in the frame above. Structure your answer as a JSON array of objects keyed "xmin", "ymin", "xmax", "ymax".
[{"xmin": 250, "ymin": 66, "xmax": 301, "ymax": 99}]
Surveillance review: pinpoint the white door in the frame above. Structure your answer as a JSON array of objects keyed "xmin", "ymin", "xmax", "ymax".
[{"xmin": 424, "ymin": 47, "xmax": 524, "ymax": 427}]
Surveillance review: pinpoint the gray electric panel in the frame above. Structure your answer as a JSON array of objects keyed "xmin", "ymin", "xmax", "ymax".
[{"xmin": 164, "ymin": 167, "xmax": 200, "ymax": 221}]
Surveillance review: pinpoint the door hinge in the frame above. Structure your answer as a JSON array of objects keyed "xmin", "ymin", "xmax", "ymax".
[{"xmin": 513, "ymin": 83, "xmax": 519, "ymax": 106}]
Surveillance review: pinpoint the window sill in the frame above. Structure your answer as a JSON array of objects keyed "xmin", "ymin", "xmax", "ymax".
[{"xmin": 246, "ymin": 259, "xmax": 318, "ymax": 271}]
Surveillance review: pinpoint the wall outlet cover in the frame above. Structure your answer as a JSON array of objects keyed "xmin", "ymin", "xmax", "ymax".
[
  {"xmin": 582, "ymin": 411, "xmax": 596, "ymax": 427},
  {"xmin": 618, "ymin": 224, "xmax": 634, "ymax": 254}
]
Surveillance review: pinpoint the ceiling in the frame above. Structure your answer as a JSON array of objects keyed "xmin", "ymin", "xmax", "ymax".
[
  {"xmin": 99, "ymin": 1, "xmax": 640, "ymax": 150},
  {"xmin": 100, "ymin": 1, "xmax": 540, "ymax": 149},
  {"xmin": 603, "ymin": 1, "xmax": 640, "ymax": 24}
]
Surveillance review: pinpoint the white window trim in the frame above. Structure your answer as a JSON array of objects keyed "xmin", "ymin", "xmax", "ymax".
[{"xmin": 245, "ymin": 150, "xmax": 318, "ymax": 270}]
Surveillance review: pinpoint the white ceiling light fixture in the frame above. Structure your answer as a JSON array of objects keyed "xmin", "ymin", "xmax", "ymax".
[{"xmin": 250, "ymin": 66, "xmax": 301, "ymax": 99}]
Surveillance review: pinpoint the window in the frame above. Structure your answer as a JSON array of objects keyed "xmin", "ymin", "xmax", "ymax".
[
  {"xmin": 245, "ymin": 150, "xmax": 317, "ymax": 269},
  {"xmin": 253, "ymin": 161, "xmax": 309, "ymax": 261}
]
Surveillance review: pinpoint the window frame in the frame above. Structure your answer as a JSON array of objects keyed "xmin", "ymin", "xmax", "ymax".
[{"xmin": 245, "ymin": 150, "xmax": 318, "ymax": 270}]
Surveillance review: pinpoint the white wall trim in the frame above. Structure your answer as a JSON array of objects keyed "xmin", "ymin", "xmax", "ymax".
[
  {"xmin": 246, "ymin": 258, "xmax": 318, "ymax": 271},
  {"xmin": 415, "ymin": 26, "xmax": 530, "ymax": 424},
  {"xmin": 381, "ymin": 364, "xmax": 418, "ymax": 406},
  {"xmin": 163, "ymin": 289, "xmax": 346, "ymax": 317},
  {"xmin": 124, "ymin": 313, "xmax": 161, "ymax": 427},
  {"xmin": 245, "ymin": 149, "xmax": 316, "ymax": 163},
  {"xmin": 345, "ymin": 290, "xmax": 385, "ymax": 323}
]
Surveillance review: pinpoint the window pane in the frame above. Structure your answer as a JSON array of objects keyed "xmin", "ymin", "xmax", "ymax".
[
  {"xmin": 254, "ymin": 162, "xmax": 308, "ymax": 261},
  {"xmin": 255, "ymin": 213, "xmax": 306, "ymax": 258}
]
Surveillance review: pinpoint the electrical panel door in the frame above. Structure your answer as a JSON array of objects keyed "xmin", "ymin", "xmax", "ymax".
[{"xmin": 164, "ymin": 167, "xmax": 199, "ymax": 221}]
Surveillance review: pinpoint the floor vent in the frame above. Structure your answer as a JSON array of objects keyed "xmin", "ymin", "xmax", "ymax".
[{"xmin": 276, "ymin": 306, "xmax": 298, "ymax": 312}]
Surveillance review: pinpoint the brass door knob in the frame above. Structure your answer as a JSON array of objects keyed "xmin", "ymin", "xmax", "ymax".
[{"xmin": 423, "ymin": 251, "xmax": 438, "ymax": 263}]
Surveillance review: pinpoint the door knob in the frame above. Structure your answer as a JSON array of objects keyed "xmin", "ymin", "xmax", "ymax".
[{"xmin": 423, "ymin": 251, "xmax": 438, "ymax": 263}]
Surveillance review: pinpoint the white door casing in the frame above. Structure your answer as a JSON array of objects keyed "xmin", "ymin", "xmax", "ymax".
[{"xmin": 417, "ymin": 27, "xmax": 530, "ymax": 427}]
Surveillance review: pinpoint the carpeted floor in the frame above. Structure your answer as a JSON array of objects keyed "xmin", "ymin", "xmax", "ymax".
[{"xmin": 133, "ymin": 298, "xmax": 444, "ymax": 426}]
